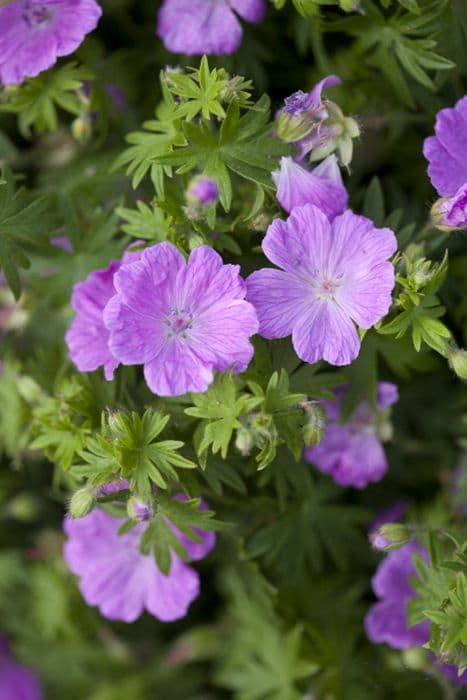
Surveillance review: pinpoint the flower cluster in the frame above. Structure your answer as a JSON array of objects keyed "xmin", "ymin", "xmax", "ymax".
[
  {"xmin": 66, "ymin": 242, "xmax": 258, "ymax": 397},
  {"xmin": 424, "ymin": 96, "xmax": 467, "ymax": 230}
]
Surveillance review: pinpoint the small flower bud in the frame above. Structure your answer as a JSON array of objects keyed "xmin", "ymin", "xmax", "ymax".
[
  {"xmin": 69, "ymin": 487, "xmax": 96, "ymax": 519},
  {"xmin": 277, "ymin": 109, "xmax": 317, "ymax": 144},
  {"xmin": 448, "ymin": 346, "xmax": 467, "ymax": 380},
  {"xmin": 235, "ymin": 426, "xmax": 254, "ymax": 457},
  {"xmin": 401, "ymin": 647, "xmax": 428, "ymax": 672},
  {"xmin": 71, "ymin": 115, "xmax": 92, "ymax": 143},
  {"xmin": 127, "ymin": 496, "xmax": 152, "ymax": 522},
  {"xmin": 431, "ymin": 183, "xmax": 467, "ymax": 231},
  {"xmin": 302, "ymin": 402, "xmax": 326, "ymax": 446},
  {"xmin": 187, "ymin": 177, "xmax": 218, "ymax": 206},
  {"xmin": 370, "ymin": 523, "xmax": 410, "ymax": 551},
  {"xmin": 7, "ymin": 493, "xmax": 41, "ymax": 522}
]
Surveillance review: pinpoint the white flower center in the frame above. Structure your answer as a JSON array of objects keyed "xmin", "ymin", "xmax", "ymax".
[
  {"xmin": 23, "ymin": 2, "xmax": 55, "ymax": 28},
  {"xmin": 165, "ymin": 310, "xmax": 193, "ymax": 339},
  {"xmin": 313, "ymin": 272, "xmax": 343, "ymax": 301}
]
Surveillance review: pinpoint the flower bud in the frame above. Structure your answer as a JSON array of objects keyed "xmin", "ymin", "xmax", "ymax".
[
  {"xmin": 401, "ymin": 647, "xmax": 428, "ymax": 672},
  {"xmin": 277, "ymin": 108, "xmax": 318, "ymax": 144},
  {"xmin": 448, "ymin": 346, "xmax": 467, "ymax": 380},
  {"xmin": 127, "ymin": 496, "xmax": 152, "ymax": 522},
  {"xmin": 431, "ymin": 183, "xmax": 467, "ymax": 231},
  {"xmin": 235, "ymin": 426, "xmax": 254, "ymax": 457},
  {"xmin": 370, "ymin": 523, "xmax": 410, "ymax": 551},
  {"xmin": 187, "ymin": 176, "xmax": 218, "ymax": 206},
  {"xmin": 69, "ymin": 487, "xmax": 96, "ymax": 519},
  {"xmin": 71, "ymin": 115, "xmax": 92, "ymax": 143},
  {"xmin": 302, "ymin": 402, "xmax": 326, "ymax": 446}
]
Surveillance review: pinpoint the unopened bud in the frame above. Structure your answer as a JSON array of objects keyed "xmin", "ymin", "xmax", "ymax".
[
  {"xmin": 370, "ymin": 523, "xmax": 410, "ymax": 551},
  {"xmin": 127, "ymin": 496, "xmax": 152, "ymax": 522},
  {"xmin": 448, "ymin": 346, "xmax": 467, "ymax": 380},
  {"xmin": 71, "ymin": 115, "xmax": 92, "ymax": 143},
  {"xmin": 401, "ymin": 647, "xmax": 428, "ymax": 672},
  {"xmin": 69, "ymin": 487, "xmax": 96, "ymax": 519},
  {"xmin": 431, "ymin": 183, "xmax": 467, "ymax": 231},
  {"xmin": 8, "ymin": 493, "xmax": 41, "ymax": 522},
  {"xmin": 302, "ymin": 403, "xmax": 326, "ymax": 446},
  {"xmin": 187, "ymin": 177, "xmax": 218, "ymax": 206},
  {"xmin": 235, "ymin": 426, "xmax": 254, "ymax": 457}
]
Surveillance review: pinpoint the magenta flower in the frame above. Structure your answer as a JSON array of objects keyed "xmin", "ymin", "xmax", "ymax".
[
  {"xmin": 246, "ymin": 205, "xmax": 396, "ymax": 367},
  {"xmin": 63, "ymin": 500, "xmax": 215, "ymax": 623},
  {"xmin": 156, "ymin": 0, "xmax": 265, "ymax": 56},
  {"xmin": 365, "ymin": 542, "xmax": 430, "ymax": 649},
  {"xmin": 304, "ymin": 382, "xmax": 398, "ymax": 489},
  {"xmin": 188, "ymin": 177, "xmax": 219, "ymax": 206},
  {"xmin": 272, "ymin": 155, "xmax": 348, "ymax": 220},
  {"xmin": 103, "ymin": 243, "xmax": 258, "ymax": 397},
  {"xmin": 65, "ymin": 247, "xmax": 141, "ymax": 381},
  {"xmin": 423, "ymin": 96, "xmax": 467, "ymax": 197},
  {"xmin": 0, "ymin": 637, "xmax": 43, "ymax": 700},
  {"xmin": 0, "ymin": 0, "xmax": 102, "ymax": 86}
]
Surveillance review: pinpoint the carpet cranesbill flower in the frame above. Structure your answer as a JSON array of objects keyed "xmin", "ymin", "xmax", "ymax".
[
  {"xmin": 0, "ymin": 637, "xmax": 43, "ymax": 700},
  {"xmin": 368, "ymin": 500, "xmax": 408, "ymax": 550},
  {"xmin": 246, "ymin": 204, "xmax": 397, "ymax": 367},
  {"xmin": 423, "ymin": 96, "xmax": 467, "ymax": 197},
  {"xmin": 304, "ymin": 382, "xmax": 398, "ymax": 489},
  {"xmin": 0, "ymin": 0, "xmax": 102, "ymax": 86},
  {"xmin": 364, "ymin": 542, "xmax": 430, "ymax": 649},
  {"xmin": 103, "ymin": 242, "xmax": 258, "ymax": 397},
  {"xmin": 156, "ymin": 0, "xmax": 265, "ymax": 56},
  {"xmin": 65, "ymin": 248, "xmax": 141, "ymax": 381},
  {"xmin": 277, "ymin": 75, "xmax": 340, "ymax": 146},
  {"xmin": 63, "ymin": 498, "xmax": 216, "ymax": 623},
  {"xmin": 272, "ymin": 155, "xmax": 348, "ymax": 220}
]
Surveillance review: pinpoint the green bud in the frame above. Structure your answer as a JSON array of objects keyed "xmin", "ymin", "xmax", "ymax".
[
  {"xmin": 401, "ymin": 647, "xmax": 428, "ymax": 672},
  {"xmin": 378, "ymin": 523, "xmax": 410, "ymax": 549},
  {"xmin": 339, "ymin": 0, "xmax": 361, "ymax": 10},
  {"xmin": 71, "ymin": 115, "xmax": 92, "ymax": 143},
  {"xmin": 127, "ymin": 496, "xmax": 152, "ymax": 522},
  {"xmin": 448, "ymin": 346, "xmax": 467, "ymax": 380},
  {"xmin": 277, "ymin": 111, "xmax": 315, "ymax": 144},
  {"xmin": 69, "ymin": 487, "xmax": 96, "ymax": 519},
  {"xmin": 7, "ymin": 493, "xmax": 41, "ymax": 522},
  {"xmin": 302, "ymin": 402, "xmax": 326, "ymax": 446},
  {"xmin": 187, "ymin": 233, "xmax": 205, "ymax": 251},
  {"xmin": 235, "ymin": 426, "xmax": 254, "ymax": 457}
]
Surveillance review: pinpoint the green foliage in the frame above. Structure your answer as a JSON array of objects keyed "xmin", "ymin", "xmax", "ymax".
[
  {"xmin": 0, "ymin": 168, "xmax": 54, "ymax": 298},
  {"xmin": 74, "ymin": 409, "xmax": 196, "ymax": 498},
  {"xmin": 1, "ymin": 63, "xmax": 93, "ymax": 136},
  {"xmin": 185, "ymin": 372, "xmax": 262, "ymax": 463}
]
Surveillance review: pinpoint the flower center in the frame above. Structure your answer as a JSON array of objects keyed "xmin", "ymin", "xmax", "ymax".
[
  {"xmin": 22, "ymin": 2, "xmax": 54, "ymax": 28},
  {"xmin": 165, "ymin": 310, "xmax": 193, "ymax": 339},
  {"xmin": 313, "ymin": 273, "xmax": 342, "ymax": 301}
]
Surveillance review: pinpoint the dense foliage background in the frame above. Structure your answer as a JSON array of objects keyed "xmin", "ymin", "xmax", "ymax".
[{"xmin": 1, "ymin": 0, "xmax": 467, "ymax": 698}]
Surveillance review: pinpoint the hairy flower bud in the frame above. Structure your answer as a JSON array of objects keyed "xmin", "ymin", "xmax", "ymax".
[
  {"xmin": 448, "ymin": 346, "xmax": 467, "ymax": 380},
  {"xmin": 71, "ymin": 114, "xmax": 92, "ymax": 143},
  {"xmin": 127, "ymin": 496, "xmax": 152, "ymax": 522},
  {"xmin": 431, "ymin": 183, "xmax": 467, "ymax": 231},
  {"xmin": 370, "ymin": 523, "xmax": 410, "ymax": 551},
  {"xmin": 69, "ymin": 487, "xmax": 96, "ymax": 519},
  {"xmin": 187, "ymin": 176, "xmax": 218, "ymax": 206},
  {"xmin": 301, "ymin": 402, "xmax": 326, "ymax": 446}
]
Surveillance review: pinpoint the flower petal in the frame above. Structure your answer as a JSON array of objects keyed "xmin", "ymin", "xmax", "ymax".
[{"xmin": 292, "ymin": 301, "xmax": 360, "ymax": 366}]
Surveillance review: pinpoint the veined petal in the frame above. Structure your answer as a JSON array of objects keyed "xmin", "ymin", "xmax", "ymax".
[{"xmin": 292, "ymin": 301, "xmax": 361, "ymax": 366}]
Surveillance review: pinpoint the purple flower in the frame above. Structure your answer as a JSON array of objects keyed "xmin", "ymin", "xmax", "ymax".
[
  {"xmin": 51, "ymin": 235, "xmax": 73, "ymax": 252},
  {"xmin": 423, "ymin": 96, "xmax": 467, "ymax": 197},
  {"xmin": 246, "ymin": 205, "xmax": 396, "ymax": 367},
  {"xmin": 364, "ymin": 542, "xmax": 430, "ymax": 649},
  {"xmin": 282, "ymin": 76, "xmax": 341, "ymax": 117},
  {"xmin": 65, "ymin": 247, "xmax": 141, "ymax": 381},
  {"xmin": 188, "ymin": 177, "xmax": 219, "ymax": 206},
  {"xmin": 431, "ymin": 182, "xmax": 467, "ymax": 230},
  {"xmin": 436, "ymin": 661, "xmax": 467, "ymax": 686},
  {"xmin": 0, "ymin": 637, "xmax": 43, "ymax": 700},
  {"xmin": 156, "ymin": 0, "xmax": 265, "ymax": 56},
  {"xmin": 0, "ymin": 0, "xmax": 102, "ymax": 86},
  {"xmin": 103, "ymin": 243, "xmax": 258, "ymax": 397},
  {"xmin": 63, "ymin": 498, "xmax": 216, "ymax": 623},
  {"xmin": 272, "ymin": 155, "xmax": 348, "ymax": 220},
  {"xmin": 304, "ymin": 382, "xmax": 398, "ymax": 489}
]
